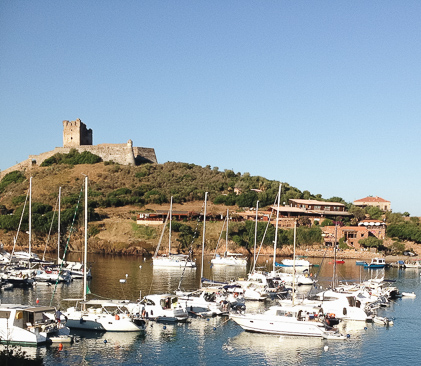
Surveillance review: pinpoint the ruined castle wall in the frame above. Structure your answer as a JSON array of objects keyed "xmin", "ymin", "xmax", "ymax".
[{"xmin": 0, "ymin": 145, "xmax": 157, "ymax": 179}]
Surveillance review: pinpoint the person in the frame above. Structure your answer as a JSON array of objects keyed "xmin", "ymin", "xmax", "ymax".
[{"xmin": 55, "ymin": 308, "xmax": 62, "ymax": 323}]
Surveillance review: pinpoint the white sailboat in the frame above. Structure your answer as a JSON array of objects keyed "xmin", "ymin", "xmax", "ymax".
[
  {"xmin": 211, "ymin": 209, "xmax": 247, "ymax": 266},
  {"xmin": 64, "ymin": 176, "xmax": 146, "ymax": 332},
  {"xmin": 152, "ymin": 196, "xmax": 196, "ymax": 268}
]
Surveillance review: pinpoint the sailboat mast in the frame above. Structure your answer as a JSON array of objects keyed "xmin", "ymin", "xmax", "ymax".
[
  {"xmin": 253, "ymin": 200, "xmax": 259, "ymax": 272},
  {"xmin": 29, "ymin": 176, "xmax": 32, "ymax": 266},
  {"xmin": 57, "ymin": 186, "xmax": 61, "ymax": 262},
  {"xmin": 169, "ymin": 196, "xmax": 173, "ymax": 255},
  {"xmin": 292, "ymin": 220, "xmax": 297, "ymax": 306},
  {"xmin": 225, "ymin": 209, "xmax": 229, "ymax": 254},
  {"xmin": 332, "ymin": 224, "xmax": 338, "ymax": 289},
  {"xmin": 83, "ymin": 176, "xmax": 88, "ymax": 303},
  {"xmin": 200, "ymin": 192, "xmax": 208, "ymax": 288},
  {"xmin": 272, "ymin": 183, "xmax": 282, "ymax": 272}
]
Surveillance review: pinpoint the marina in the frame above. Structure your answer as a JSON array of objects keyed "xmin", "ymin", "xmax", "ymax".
[{"xmin": 1, "ymin": 254, "xmax": 421, "ymax": 365}]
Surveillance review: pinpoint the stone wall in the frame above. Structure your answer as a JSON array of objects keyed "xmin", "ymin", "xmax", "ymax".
[{"xmin": 0, "ymin": 144, "xmax": 158, "ymax": 179}]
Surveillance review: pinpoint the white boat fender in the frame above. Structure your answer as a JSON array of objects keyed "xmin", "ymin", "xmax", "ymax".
[{"xmin": 324, "ymin": 345, "xmax": 329, "ymax": 352}]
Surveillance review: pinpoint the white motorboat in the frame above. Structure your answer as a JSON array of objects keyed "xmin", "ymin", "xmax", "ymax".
[
  {"xmin": 129, "ymin": 294, "xmax": 188, "ymax": 322},
  {"xmin": 64, "ymin": 299, "xmax": 146, "ymax": 332},
  {"xmin": 176, "ymin": 287, "xmax": 229, "ymax": 316},
  {"xmin": 300, "ymin": 289, "xmax": 372, "ymax": 322},
  {"xmin": 0, "ymin": 304, "xmax": 67, "ymax": 346},
  {"xmin": 230, "ymin": 304, "xmax": 345, "ymax": 339},
  {"xmin": 279, "ymin": 258, "xmax": 312, "ymax": 267},
  {"xmin": 404, "ymin": 260, "xmax": 421, "ymax": 269}
]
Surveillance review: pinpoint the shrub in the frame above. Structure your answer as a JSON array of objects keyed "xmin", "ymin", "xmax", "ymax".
[
  {"xmin": 41, "ymin": 149, "xmax": 102, "ymax": 166},
  {"xmin": 0, "ymin": 171, "xmax": 26, "ymax": 192}
]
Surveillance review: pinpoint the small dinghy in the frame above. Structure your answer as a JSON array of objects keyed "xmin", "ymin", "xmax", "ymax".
[
  {"xmin": 373, "ymin": 316, "xmax": 393, "ymax": 326},
  {"xmin": 48, "ymin": 334, "xmax": 74, "ymax": 343},
  {"xmin": 401, "ymin": 292, "xmax": 416, "ymax": 298}
]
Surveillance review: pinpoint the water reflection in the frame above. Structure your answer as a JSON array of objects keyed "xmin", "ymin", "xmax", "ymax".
[{"xmin": 227, "ymin": 331, "xmax": 325, "ymax": 365}]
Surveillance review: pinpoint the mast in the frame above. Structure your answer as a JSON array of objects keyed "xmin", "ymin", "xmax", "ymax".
[
  {"xmin": 272, "ymin": 183, "xmax": 282, "ymax": 273},
  {"xmin": 253, "ymin": 200, "xmax": 259, "ymax": 272},
  {"xmin": 57, "ymin": 186, "xmax": 61, "ymax": 262},
  {"xmin": 83, "ymin": 176, "xmax": 88, "ymax": 303},
  {"xmin": 225, "ymin": 209, "xmax": 229, "ymax": 255},
  {"xmin": 200, "ymin": 192, "xmax": 208, "ymax": 288},
  {"xmin": 332, "ymin": 224, "xmax": 338, "ymax": 289},
  {"xmin": 292, "ymin": 220, "xmax": 297, "ymax": 306},
  {"xmin": 169, "ymin": 196, "xmax": 173, "ymax": 255},
  {"xmin": 28, "ymin": 176, "xmax": 32, "ymax": 267}
]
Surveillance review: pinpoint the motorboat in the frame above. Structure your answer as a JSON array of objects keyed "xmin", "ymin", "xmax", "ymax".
[
  {"xmin": 404, "ymin": 260, "xmax": 421, "ymax": 269},
  {"xmin": 129, "ymin": 294, "xmax": 188, "ymax": 322},
  {"xmin": 364, "ymin": 258, "xmax": 386, "ymax": 269},
  {"xmin": 277, "ymin": 258, "xmax": 311, "ymax": 268},
  {"xmin": 230, "ymin": 304, "xmax": 345, "ymax": 339},
  {"xmin": 34, "ymin": 267, "xmax": 72, "ymax": 283},
  {"xmin": 64, "ymin": 299, "xmax": 146, "ymax": 332},
  {"xmin": 176, "ymin": 287, "xmax": 230, "ymax": 316},
  {"xmin": 0, "ymin": 304, "xmax": 68, "ymax": 346},
  {"xmin": 59, "ymin": 260, "xmax": 92, "ymax": 279}
]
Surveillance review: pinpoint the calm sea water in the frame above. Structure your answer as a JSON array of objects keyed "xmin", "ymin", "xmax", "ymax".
[{"xmin": 1, "ymin": 254, "xmax": 421, "ymax": 366}]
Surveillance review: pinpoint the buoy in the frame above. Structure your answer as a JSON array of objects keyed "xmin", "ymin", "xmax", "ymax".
[
  {"xmin": 58, "ymin": 343, "xmax": 63, "ymax": 350},
  {"xmin": 104, "ymin": 339, "xmax": 107, "ymax": 343},
  {"xmin": 213, "ymin": 327, "xmax": 216, "ymax": 330},
  {"xmin": 364, "ymin": 327, "xmax": 367, "ymax": 330},
  {"xmin": 139, "ymin": 265, "xmax": 142, "ymax": 269},
  {"xmin": 36, "ymin": 298, "xmax": 39, "ymax": 304},
  {"xmin": 207, "ymin": 318, "xmax": 210, "ymax": 321},
  {"xmin": 347, "ymin": 334, "xmax": 351, "ymax": 338},
  {"xmin": 163, "ymin": 325, "xmax": 167, "ymax": 330},
  {"xmin": 324, "ymin": 345, "xmax": 328, "ymax": 352}
]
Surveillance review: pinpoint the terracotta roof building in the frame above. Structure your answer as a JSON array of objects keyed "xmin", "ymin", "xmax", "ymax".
[{"xmin": 353, "ymin": 196, "xmax": 391, "ymax": 211}]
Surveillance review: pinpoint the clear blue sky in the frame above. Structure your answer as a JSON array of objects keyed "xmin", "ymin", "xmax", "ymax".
[{"xmin": 1, "ymin": 1, "xmax": 421, "ymax": 215}]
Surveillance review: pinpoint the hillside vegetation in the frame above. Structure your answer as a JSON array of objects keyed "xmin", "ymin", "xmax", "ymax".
[{"xmin": 0, "ymin": 159, "xmax": 418, "ymax": 256}]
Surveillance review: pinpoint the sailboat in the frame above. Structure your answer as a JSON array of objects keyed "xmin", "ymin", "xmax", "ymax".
[
  {"xmin": 176, "ymin": 193, "xmax": 229, "ymax": 315},
  {"xmin": 152, "ymin": 197, "xmax": 196, "ymax": 268},
  {"xmin": 211, "ymin": 209, "xmax": 247, "ymax": 266},
  {"xmin": 63, "ymin": 176, "xmax": 146, "ymax": 332}
]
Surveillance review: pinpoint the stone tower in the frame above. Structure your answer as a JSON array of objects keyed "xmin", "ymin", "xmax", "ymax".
[{"xmin": 63, "ymin": 118, "xmax": 93, "ymax": 147}]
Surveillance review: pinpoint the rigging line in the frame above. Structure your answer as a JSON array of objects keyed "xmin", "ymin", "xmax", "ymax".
[
  {"xmin": 178, "ymin": 198, "xmax": 206, "ymax": 291},
  {"xmin": 42, "ymin": 193, "xmax": 59, "ymax": 261},
  {"xmin": 212, "ymin": 216, "xmax": 227, "ymax": 259},
  {"xmin": 9, "ymin": 189, "xmax": 30, "ymax": 264},
  {"xmin": 50, "ymin": 183, "xmax": 84, "ymax": 306}
]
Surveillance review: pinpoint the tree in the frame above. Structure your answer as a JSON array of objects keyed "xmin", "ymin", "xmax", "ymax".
[
  {"xmin": 348, "ymin": 205, "xmax": 365, "ymax": 224},
  {"xmin": 365, "ymin": 206, "xmax": 383, "ymax": 220},
  {"xmin": 320, "ymin": 219, "xmax": 333, "ymax": 227},
  {"xmin": 359, "ymin": 236, "xmax": 384, "ymax": 249}
]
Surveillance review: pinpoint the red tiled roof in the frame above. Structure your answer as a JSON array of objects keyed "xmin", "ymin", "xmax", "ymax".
[{"xmin": 354, "ymin": 196, "xmax": 390, "ymax": 203}]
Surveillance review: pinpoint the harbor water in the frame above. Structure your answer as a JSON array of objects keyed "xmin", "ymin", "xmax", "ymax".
[{"xmin": 1, "ymin": 254, "xmax": 421, "ymax": 365}]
